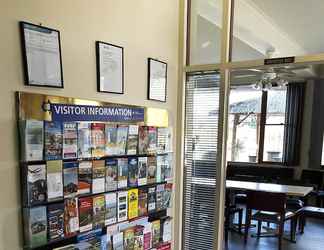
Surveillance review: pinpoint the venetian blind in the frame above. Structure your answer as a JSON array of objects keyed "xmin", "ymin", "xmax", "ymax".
[{"xmin": 183, "ymin": 72, "xmax": 220, "ymax": 250}]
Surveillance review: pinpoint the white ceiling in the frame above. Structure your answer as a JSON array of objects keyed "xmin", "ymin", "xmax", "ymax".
[
  {"xmin": 191, "ymin": 0, "xmax": 324, "ymax": 63},
  {"xmin": 250, "ymin": 0, "xmax": 324, "ymax": 54}
]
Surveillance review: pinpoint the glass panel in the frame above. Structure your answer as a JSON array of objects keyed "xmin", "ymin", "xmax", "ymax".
[
  {"xmin": 183, "ymin": 72, "xmax": 220, "ymax": 250},
  {"xmin": 263, "ymin": 125, "xmax": 285, "ymax": 162},
  {"xmin": 228, "ymin": 87, "xmax": 262, "ymax": 162},
  {"xmin": 232, "ymin": 0, "xmax": 324, "ymax": 61},
  {"xmin": 266, "ymin": 88, "xmax": 287, "ymax": 124},
  {"xmin": 189, "ymin": 0, "xmax": 223, "ymax": 65}
]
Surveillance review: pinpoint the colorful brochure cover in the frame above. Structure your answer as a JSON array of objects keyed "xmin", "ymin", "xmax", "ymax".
[
  {"xmin": 92, "ymin": 160, "xmax": 106, "ymax": 194},
  {"xmin": 124, "ymin": 227, "xmax": 135, "ymax": 250},
  {"xmin": 163, "ymin": 183, "xmax": 173, "ymax": 209},
  {"xmin": 147, "ymin": 126, "xmax": 157, "ymax": 155},
  {"xmin": 156, "ymin": 184, "xmax": 165, "ymax": 212},
  {"xmin": 138, "ymin": 188, "xmax": 148, "ymax": 217},
  {"xmin": 27, "ymin": 164, "xmax": 46, "ymax": 205},
  {"xmin": 21, "ymin": 120, "xmax": 44, "ymax": 161},
  {"xmin": 151, "ymin": 220, "xmax": 161, "ymax": 248},
  {"xmin": 93, "ymin": 195, "xmax": 105, "ymax": 229},
  {"xmin": 134, "ymin": 225, "xmax": 144, "ymax": 250},
  {"xmin": 105, "ymin": 124, "xmax": 118, "ymax": 156},
  {"xmin": 118, "ymin": 158, "xmax": 128, "ymax": 189},
  {"xmin": 78, "ymin": 161, "xmax": 92, "ymax": 195},
  {"xmin": 112, "ymin": 232, "xmax": 124, "ymax": 250},
  {"xmin": 91, "ymin": 123, "xmax": 106, "ymax": 158},
  {"xmin": 64, "ymin": 198, "xmax": 79, "ymax": 237},
  {"xmin": 116, "ymin": 125, "xmax": 128, "ymax": 155},
  {"xmin": 76, "ymin": 228, "xmax": 102, "ymax": 249},
  {"xmin": 137, "ymin": 157, "xmax": 147, "ymax": 186},
  {"xmin": 127, "ymin": 125, "xmax": 139, "ymax": 155},
  {"xmin": 78, "ymin": 197, "xmax": 93, "ymax": 232},
  {"xmin": 138, "ymin": 126, "xmax": 149, "ymax": 155},
  {"xmin": 63, "ymin": 161, "xmax": 78, "ymax": 198},
  {"xmin": 78, "ymin": 122, "xmax": 92, "ymax": 158},
  {"xmin": 157, "ymin": 127, "xmax": 172, "ymax": 154},
  {"xmin": 128, "ymin": 188, "xmax": 139, "ymax": 220},
  {"xmin": 147, "ymin": 157, "xmax": 157, "ymax": 184},
  {"xmin": 48, "ymin": 203, "xmax": 64, "ymax": 242},
  {"xmin": 63, "ymin": 122, "xmax": 78, "ymax": 159},
  {"xmin": 105, "ymin": 158, "xmax": 118, "ymax": 192},
  {"xmin": 105, "ymin": 193, "xmax": 117, "ymax": 226},
  {"xmin": 128, "ymin": 157, "xmax": 138, "ymax": 187},
  {"xmin": 44, "ymin": 121, "xmax": 63, "ymax": 160},
  {"xmin": 47, "ymin": 160, "xmax": 63, "ymax": 201},
  {"xmin": 117, "ymin": 191, "xmax": 128, "ymax": 222},
  {"xmin": 147, "ymin": 187, "xmax": 156, "ymax": 213},
  {"xmin": 25, "ymin": 206, "xmax": 47, "ymax": 248}
]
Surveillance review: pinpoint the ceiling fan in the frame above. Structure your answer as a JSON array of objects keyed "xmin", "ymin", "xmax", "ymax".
[{"xmin": 232, "ymin": 65, "xmax": 309, "ymax": 91}]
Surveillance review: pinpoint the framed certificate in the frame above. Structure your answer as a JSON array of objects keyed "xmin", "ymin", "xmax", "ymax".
[
  {"xmin": 20, "ymin": 21, "xmax": 64, "ymax": 88},
  {"xmin": 148, "ymin": 58, "xmax": 167, "ymax": 102},
  {"xmin": 96, "ymin": 41, "xmax": 124, "ymax": 94}
]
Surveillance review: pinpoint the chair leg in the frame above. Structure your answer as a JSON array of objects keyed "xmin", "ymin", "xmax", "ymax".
[
  {"xmin": 244, "ymin": 209, "xmax": 251, "ymax": 244},
  {"xmin": 257, "ymin": 221, "xmax": 262, "ymax": 236},
  {"xmin": 238, "ymin": 210, "xmax": 243, "ymax": 233},
  {"xmin": 278, "ymin": 221, "xmax": 284, "ymax": 250},
  {"xmin": 290, "ymin": 218, "xmax": 296, "ymax": 242},
  {"xmin": 300, "ymin": 216, "xmax": 305, "ymax": 234}
]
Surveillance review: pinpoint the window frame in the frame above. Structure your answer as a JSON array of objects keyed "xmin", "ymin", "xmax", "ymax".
[
  {"xmin": 179, "ymin": 0, "xmax": 324, "ymax": 249},
  {"xmin": 229, "ymin": 89, "xmax": 289, "ymax": 165}
]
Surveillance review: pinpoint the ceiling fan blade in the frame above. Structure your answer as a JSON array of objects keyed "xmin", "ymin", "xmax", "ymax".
[{"xmin": 233, "ymin": 74, "xmax": 259, "ymax": 79}]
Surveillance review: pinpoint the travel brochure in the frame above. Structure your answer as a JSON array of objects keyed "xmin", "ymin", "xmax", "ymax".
[
  {"xmin": 24, "ymin": 185, "xmax": 172, "ymax": 249},
  {"xmin": 21, "ymin": 122, "xmax": 173, "ymax": 161},
  {"xmin": 20, "ymin": 120, "xmax": 173, "ymax": 249}
]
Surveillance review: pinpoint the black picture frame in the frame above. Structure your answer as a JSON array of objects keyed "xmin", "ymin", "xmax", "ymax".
[
  {"xmin": 96, "ymin": 41, "xmax": 124, "ymax": 94},
  {"xmin": 20, "ymin": 21, "xmax": 64, "ymax": 88},
  {"xmin": 147, "ymin": 58, "xmax": 167, "ymax": 102}
]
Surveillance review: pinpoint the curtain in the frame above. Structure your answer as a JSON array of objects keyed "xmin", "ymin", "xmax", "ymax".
[{"xmin": 283, "ymin": 82, "xmax": 306, "ymax": 165}]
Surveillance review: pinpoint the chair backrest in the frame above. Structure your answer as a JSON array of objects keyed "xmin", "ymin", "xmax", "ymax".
[
  {"xmin": 301, "ymin": 170, "xmax": 323, "ymax": 189},
  {"xmin": 246, "ymin": 191, "xmax": 286, "ymax": 214},
  {"xmin": 226, "ymin": 164, "xmax": 295, "ymax": 183}
]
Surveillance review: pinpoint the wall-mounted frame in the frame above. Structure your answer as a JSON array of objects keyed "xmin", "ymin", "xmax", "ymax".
[
  {"xmin": 20, "ymin": 21, "xmax": 64, "ymax": 88},
  {"xmin": 96, "ymin": 41, "xmax": 124, "ymax": 94},
  {"xmin": 147, "ymin": 58, "xmax": 167, "ymax": 102}
]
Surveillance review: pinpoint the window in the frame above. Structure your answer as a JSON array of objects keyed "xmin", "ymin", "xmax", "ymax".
[
  {"xmin": 228, "ymin": 88, "xmax": 262, "ymax": 162},
  {"xmin": 183, "ymin": 72, "xmax": 220, "ymax": 250},
  {"xmin": 231, "ymin": 0, "xmax": 324, "ymax": 61},
  {"xmin": 188, "ymin": 0, "xmax": 223, "ymax": 65},
  {"xmin": 228, "ymin": 87, "xmax": 288, "ymax": 163}
]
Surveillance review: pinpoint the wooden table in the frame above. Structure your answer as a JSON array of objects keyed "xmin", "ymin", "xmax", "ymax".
[
  {"xmin": 226, "ymin": 180, "xmax": 313, "ymax": 197},
  {"xmin": 226, "ymin": 180, "xmax": 313, "ymax": 242}
]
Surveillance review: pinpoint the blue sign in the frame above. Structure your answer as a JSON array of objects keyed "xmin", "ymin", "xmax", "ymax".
[{"xmin": 49, "ymin": 103, "xmax": 145, "ymax": 122}]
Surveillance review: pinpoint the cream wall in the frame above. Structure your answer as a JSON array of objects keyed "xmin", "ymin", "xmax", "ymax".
[{"xmin": 0, "ymin": 1, "xmax": 179, "ymax": 249}]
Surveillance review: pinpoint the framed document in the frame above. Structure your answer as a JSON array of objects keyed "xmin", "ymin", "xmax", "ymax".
[
  {"xmin": 20, "ymin": 21, "xmax": 64, "ymax": 88},
  {"xmin": 96, "ymin": 41, "xmax": 124, "ymax": 94},
  {"xmin": 148, "ymin": 58, "xmax": 167, "ymax": 102}
]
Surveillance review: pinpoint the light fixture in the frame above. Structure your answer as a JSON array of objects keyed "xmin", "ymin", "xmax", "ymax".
[{"xmin": 253, "ymin": 73, "xmax": 288, "ymax": 91}]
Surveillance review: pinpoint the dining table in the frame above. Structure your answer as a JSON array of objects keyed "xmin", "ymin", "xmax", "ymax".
[
  {"xmin": 226, "ymin": 180, "xmax": 314, "ymax": 242},
  {"xmin": 226, "ymin": 180, "xmax": 314, "ymax": 197}
]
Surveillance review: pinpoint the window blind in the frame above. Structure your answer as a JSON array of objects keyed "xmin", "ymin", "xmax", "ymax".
[{"xmin": 182, "ymin": 72, "xmax": 220, "ymax": 250}]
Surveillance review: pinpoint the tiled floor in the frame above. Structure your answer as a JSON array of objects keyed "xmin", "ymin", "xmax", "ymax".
[{"xmin": 227, "ymin": 218, "xmax": 324, "ymax": 250}]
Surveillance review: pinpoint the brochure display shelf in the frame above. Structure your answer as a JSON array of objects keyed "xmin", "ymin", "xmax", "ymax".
[{"xmin": 17, "ymin": 92, "xmax": 174, "ymax": 250}]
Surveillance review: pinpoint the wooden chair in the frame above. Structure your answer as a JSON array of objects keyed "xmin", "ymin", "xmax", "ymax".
[
  {"xmin": 301, "ymin": 170, "xmax": 324, "ymax": 207},
  {"xmin": 224, "ymin": 189, "xmax": 243, "ymax": 245},
  {"xmin": 244, "ymin": 191, "xmax": 298, "ymax": 250}
]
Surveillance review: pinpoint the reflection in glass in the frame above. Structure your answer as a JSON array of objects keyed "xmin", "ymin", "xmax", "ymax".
[
  {"xmin": 232, "ymin": 0, "xmax": 324, "ymax": 61},
  {"xmin": 228, "ymin": 88, "xmax": 262, "ymax": 162},
  {"xmin": 189, "ymin": 0, "xmax": 222, "ymax": 65}
]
